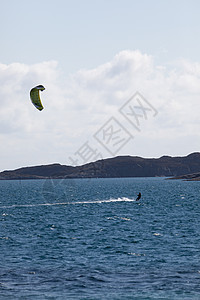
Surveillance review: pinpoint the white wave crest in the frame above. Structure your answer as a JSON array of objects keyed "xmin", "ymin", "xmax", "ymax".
[{"xmin": 0, "ymin": 197, "xmax": 135, "ymax": 209}]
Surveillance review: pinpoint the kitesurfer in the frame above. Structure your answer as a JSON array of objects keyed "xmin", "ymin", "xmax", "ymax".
[{"xmin": 136, "ymin": 192, "xmax": 141, "ymax": 201}]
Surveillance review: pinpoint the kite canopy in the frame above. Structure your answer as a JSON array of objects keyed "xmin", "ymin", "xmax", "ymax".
[{"xmin": 30, "ymin": 85, "xmax": 45, "ymax": 111}]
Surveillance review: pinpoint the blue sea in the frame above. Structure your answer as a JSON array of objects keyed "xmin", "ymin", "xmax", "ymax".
[{"xmin": 0, "ymin": 177, "xmax": 200, "ymax": 299}]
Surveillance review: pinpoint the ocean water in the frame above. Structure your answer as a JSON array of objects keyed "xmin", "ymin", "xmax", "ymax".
[{"xmin": 0, "ymin": 177, "xmax": 200, "ymax": 299}]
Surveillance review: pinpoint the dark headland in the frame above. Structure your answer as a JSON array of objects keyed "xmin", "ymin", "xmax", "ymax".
[{"xmin": 1, "ymin": 152, "xmax": 200, "ymax": 180}]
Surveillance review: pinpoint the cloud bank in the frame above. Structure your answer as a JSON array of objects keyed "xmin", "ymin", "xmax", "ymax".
[{"xmin": 0, "ymin": 50, "xmax": 200, "ymax": 170}]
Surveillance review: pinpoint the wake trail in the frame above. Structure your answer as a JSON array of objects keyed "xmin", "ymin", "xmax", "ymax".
[{"xmin": 0, "ymin": 197, "xmax": 135, "ymax": 209}]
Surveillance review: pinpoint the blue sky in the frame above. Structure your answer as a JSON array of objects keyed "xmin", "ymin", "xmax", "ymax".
[
  {"xmin": 1, "ymin": 0, "xmax": 200, "ymax": 71},
  {"xmin": 0, "ymin": 0, "xmax": 200, "ymax": 170}
]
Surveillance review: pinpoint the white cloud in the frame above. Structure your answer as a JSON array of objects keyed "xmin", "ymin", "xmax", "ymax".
[{"xmin": 1, "ymin": 50, "xmax": 200, "ymax": 170}]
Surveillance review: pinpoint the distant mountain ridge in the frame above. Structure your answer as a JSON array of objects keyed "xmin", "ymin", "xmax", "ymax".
[{"xmin": 1, "ymin": 152, "xmax": 200, "ymax": 180}]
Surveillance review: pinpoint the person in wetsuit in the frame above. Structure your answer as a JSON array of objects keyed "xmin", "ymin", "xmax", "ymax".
[{"xmin": 136, "ymin": 192, "xmax": 141, "ymax": 201}]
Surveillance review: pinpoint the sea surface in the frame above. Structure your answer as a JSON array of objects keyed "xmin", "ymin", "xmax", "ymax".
[{"xmin": 0, "ymin": 177, "xmax": 200, "ymax": 299}]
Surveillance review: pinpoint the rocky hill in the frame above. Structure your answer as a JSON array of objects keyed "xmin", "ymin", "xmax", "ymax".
[
  {"xmin": 0, "ymin": 152, "xmax": 200, "ymax": 180},
  {"xmin": 169, "ymin": 172, "xmax": 200, "ymax": 181}
]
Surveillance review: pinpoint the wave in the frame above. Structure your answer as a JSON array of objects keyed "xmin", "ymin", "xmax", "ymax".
[{"xmin": 0, "ymin": 197, "xmax": 135, "ymax": 209}]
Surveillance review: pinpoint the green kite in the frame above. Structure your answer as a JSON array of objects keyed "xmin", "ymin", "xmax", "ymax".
[{"xmin": 30, "ymin": 85, "xmax": 45, "ymax": 111}]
